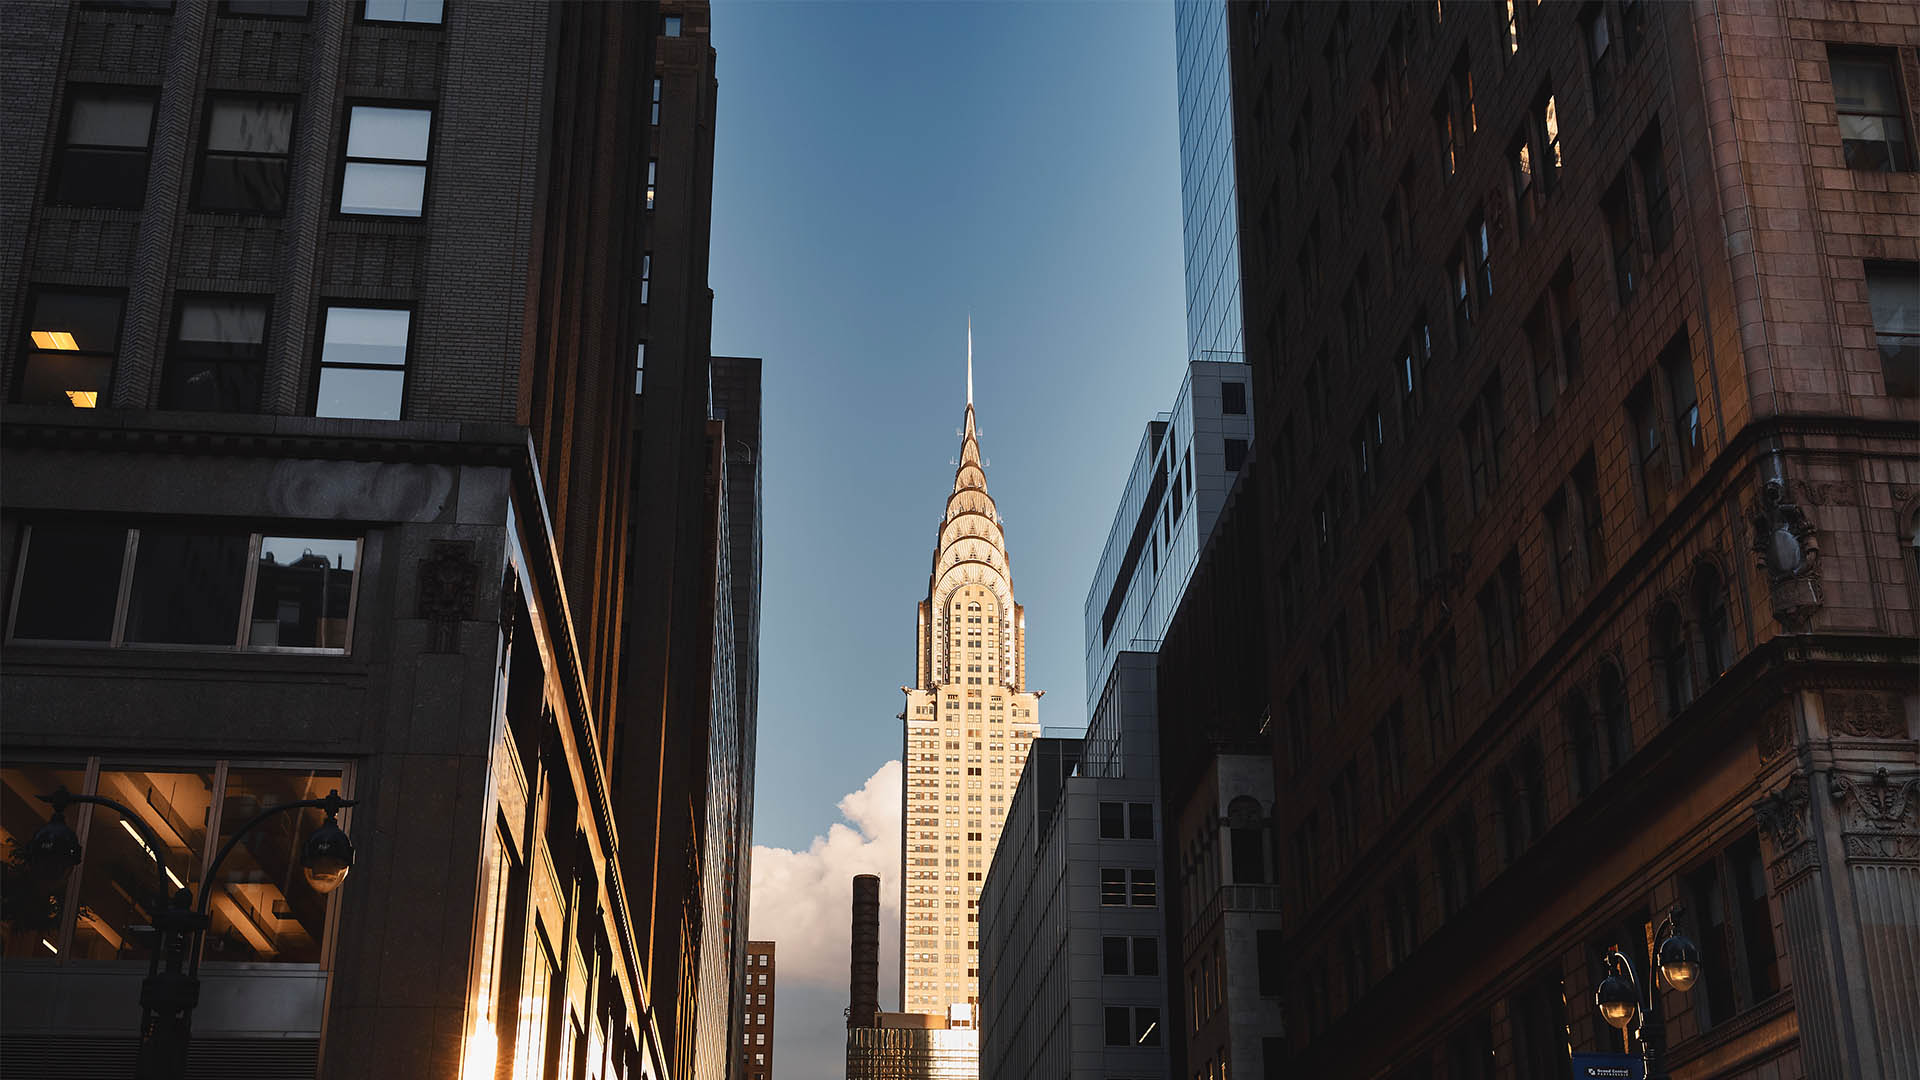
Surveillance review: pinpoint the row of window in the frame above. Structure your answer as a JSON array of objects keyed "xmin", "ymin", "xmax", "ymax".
[
  {"xmin": 79, "ymin": 0, "xmax": 443, "ymax": 24},
  {"xmin": 19, "ymin": 289, "xmax": 416, "ymax": 417},
  {"xmin": 9, "ymin": 523, "xmax": 358, "ymax": 652},
  {"xmin": 55, "ymin": 90, "xmax": 432, "ymax": 219},
  {"xmin": 1098, "ymin": 801, "xmax": 1155, "ymax": 841}
]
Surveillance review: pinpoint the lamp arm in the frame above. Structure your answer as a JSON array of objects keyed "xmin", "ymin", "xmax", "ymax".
[
  {"xmin": 195, "ymin": 792, "xmax": 357, "ymax": 917},
  {"xmin": 38, "ymin": 789, "xmax": 173, "ymax": 904}
]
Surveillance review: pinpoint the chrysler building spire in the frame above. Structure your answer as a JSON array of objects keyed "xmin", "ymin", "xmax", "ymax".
[{"xmin": 899, "ymin": 322, "xmax": 1042, "ymax": 1026}]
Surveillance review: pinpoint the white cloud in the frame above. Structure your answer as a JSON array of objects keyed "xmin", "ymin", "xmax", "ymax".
[{"xmin": 749, "ymin": 759, "xmax": 902, "ymax": 1004}]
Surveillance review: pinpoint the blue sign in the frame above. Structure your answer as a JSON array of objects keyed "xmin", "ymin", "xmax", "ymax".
[{"xmin": 1571, "ymin": 1052, "xmax": 1644, "ymax": 1080}]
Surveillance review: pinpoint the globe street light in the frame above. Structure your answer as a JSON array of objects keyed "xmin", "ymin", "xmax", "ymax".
[
  {"xmin": 27, "ymin": 786, "xmax": 358, "ymax": 1080},
  {"xmin": 1593, "ymin": 909, "xmax": 1703, "ymax": 1080}
]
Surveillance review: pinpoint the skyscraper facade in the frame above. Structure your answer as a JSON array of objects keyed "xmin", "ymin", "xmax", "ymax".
[
  {"xmin": 1228, "ymin": 2, "xmax": 1918, "ymax": 1077},
  {"xmin": 900, "ymin": 352, "xmax": 1042, "ymax": 1020},
  {"xmin": 1174, "ymin": 0, "xmax": 1245, "ymax": 365}
]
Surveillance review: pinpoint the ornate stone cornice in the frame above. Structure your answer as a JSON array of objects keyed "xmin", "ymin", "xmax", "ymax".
[
  {"xmin": 1754, "ymin": 774, "xmax": 1820, "ymax": 887},
  {"xmin": 1830, "ymin": 768, "xmax": 1920, "ymax": 864}
]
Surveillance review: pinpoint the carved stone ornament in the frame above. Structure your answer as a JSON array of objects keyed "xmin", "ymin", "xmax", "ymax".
[
  {"xmin": 419, "ymin": 539, "xmax": 480, "ymax": 652},
  {"xmin": 1829, "ymin": 768, "xmax": 1920, "ymax": 863},
  {"xmin": 1824, "ymin": 690, "xmax": 1907, "ymax": 740},
  {"xmin": 1748, "ymin": 479, "xmax": 1821, "ymax": 626},
  {"xmin": 1756, "ymin": 704, "xmax": 1794, "ymax": 764},
  {"xmin": 1754, "ymin": 774, "xmax": 1820, "ymax": 886}
]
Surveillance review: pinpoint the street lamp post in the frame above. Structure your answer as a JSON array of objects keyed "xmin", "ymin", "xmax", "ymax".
[
  {"xmin": 1594, "ymin": 908, "xmax": 1703, "ymax": 1080},
  {"xmin": 26, "ymin": 786, "xmax": 358, "ymax": 1080}
]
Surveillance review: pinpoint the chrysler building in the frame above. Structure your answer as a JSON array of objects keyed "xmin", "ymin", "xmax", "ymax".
[{"xmin": 900, "ymin": 326, "xmax": 1042, "ymax": 1020}]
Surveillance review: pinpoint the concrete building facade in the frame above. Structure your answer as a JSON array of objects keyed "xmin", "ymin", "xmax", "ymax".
[
  {"xmin": 1229, "ymin": 2, "xmax": 1919, "ymax": 1078},
  {"xmin": 900, "ymin": 359, "xmax": 1042, "ymax": 1023},
  {"xmin": 980, "ymin": 655, "xmax": 1171, "ymax": 1080}
]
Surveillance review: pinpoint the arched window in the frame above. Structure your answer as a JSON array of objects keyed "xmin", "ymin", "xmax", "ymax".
[
  {"xmin": 1565, "ymin": 692, "xmax": 1600, "ymax": 798},
  {"xmin": 1654, "ymin": 603, "xmax": 1693, "ymax": 717},
  {"xmin": 1693, "ymin": 564, "xmax": 1733, "ymax": 678},
  {"xmin": 1595, "ymin": 660, "xmax": 1632, "ymax": 771}
]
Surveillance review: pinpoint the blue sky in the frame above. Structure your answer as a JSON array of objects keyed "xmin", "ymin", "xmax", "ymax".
[{"xmin": 707, "ymin": 0, "xmax": 1189, "ymax": 1071}]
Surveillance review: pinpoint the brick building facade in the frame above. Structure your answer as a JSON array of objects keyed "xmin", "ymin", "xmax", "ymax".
[
  {"xmin": 739, "ymin": 941, "xmax": 774, "ymax": 1080},
  {"xmin": 0, "ymin": 2, "xmax": 758, "ymax": 1079},
  {"xmin": 1228, "ymin": 1, "xmax": 1918, "ymax": 1078}
]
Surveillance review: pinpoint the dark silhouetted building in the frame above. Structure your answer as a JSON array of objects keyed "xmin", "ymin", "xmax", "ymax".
[
  {"xmin": 739, "ymin": 940, "xmax": 775, "ymax": 1080},
  {"xmin": 1230, "ymin": 2, "xmax": 1918, "ymax": 1078},
  {"xmin": 0, "ymin": 2, "xmax": 758, "ymax": 1079}
]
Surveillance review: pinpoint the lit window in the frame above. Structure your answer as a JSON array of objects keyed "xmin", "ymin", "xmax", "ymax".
[
  {"xmin": 161, "ymin": 296, "xmax": 271, "ymax": 412},
  {"xmin": 647, "ymin": 158, "xmax": 658, "ymax": 210},
  {"xmin": 197, "ymin": 96, "xmax": 297, "ymax": 214},
  {"xmin": 340, "ymin": 105, "xmax": 431, "ymax": 216},
  {"xmin": 16, "ymin": 289, "xmax": 122, "ymax": 408},
  {"xmin": 52, "ymin": 87, "xmax": 157, "ymax": 209},
  {"xmin": 315, "ymin": 306, "xmax": 411, "ymax": 420},
  {"xmin": 363, "ymin": 0, "xmax": 442, "ymax": 23},
  {"xmin": 1831, "ymin": 51, "xmax": 1912, "ymax": 171}
]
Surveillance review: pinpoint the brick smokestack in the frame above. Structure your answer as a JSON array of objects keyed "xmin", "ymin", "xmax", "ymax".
[{"xmin": 849, "ymin": 873, "xmax": 881, "ymax": 1029}]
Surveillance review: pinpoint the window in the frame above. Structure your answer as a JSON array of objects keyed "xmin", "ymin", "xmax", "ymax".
[
  {"xmin": 1452, "ymin": 253, "xmax": 1474, "ymax": 342},
  {"xmin": 314, "ymin": 305, "xmax": 410, "ymax": 420},
  {"xmin": 1867, "ymin": 261, "xmax": 1920, "ymax": 396},
  {"xmin": 647, "ymin": 158, "xmax": 658, "ymax": 210},
  {"xmin": 1503, "ymin": 0, "xmax": 1521, "ymax": 55},
  {"xmin": 223, "ymin": 0, "xmax": 309, "ymax": 15},
  {"xmin": 1373, "ymin": 706, "xmax": 1406, "ymax": 814},
  {"xmin": 0, "ymin": 757, "xmax": 346, "ymax": 962},
  {"xmin": 1508, "ymin": 969, "xmax": 1571, "ymax": 1080},
  {"xmin": 340, "ymin": 105, "xmax": 431, "ymax": 216},
  {"xmin": 1510, "ymin": 134, "xmax": 1536, "ymax": 239},
  {"xmin": 1653, "ymin": 603, "xmax": 1693, "ymax": 717},
  {"xmin": 161, "ymin": 296, "xmax": 271, "ymax": 412},
  {"xmin": 1409, "ymin": 469, "xmax": 1448, "ymax": 586},
  {"xmin": 1384, "ymin": 866, "xmax": 1419, "ymax": 966},
  {"xmin": 1101, "ymin": 801, "xmax": 1126, "ymax": 840},
  {"xmin": 1831, "ymin": 50, "xmax": 1912, "ymax": 171},
  {"xmin": 1433, "ymin": 805, "xmax": 1477, "ymax": 919},
  {"xmin": 362, "ymin": 0, "xmax": 442, "ymax": 22},
  {"xmin": 1684, "ymin": 833, "xmax": 1780, "ymax": 1029},
  {"xmin": 8, "ymin": 524, "xmax": 359, "ymax": 652},
  {"xmin": 1129, "ymin": 803, "xmax": 1154, "ymax": 840},
  {"xmin": 16, "ymin": 289, "xmax": 122, "ymax": 408},
  {"xmin": 1222, "ymin": 380, "xmax": 1247, "ymax": 415},
  {"xmin": 1130, "ymin": 869, "xmax": 1157, "ymax": 907},
  {"xmin": 1635, "ymin": 124, "xmax": 1672, "ymax": 253},
  {"xmin": 1460, "ymin": 375, "xmax": 1506, "ymax": 512},
  {"xmin": 1100, "ymin": 868, "xmax": 1128, "ymax": 906},
  {"xmin": 1603, "ymin": 177, "xmax": 1637, "ymax": 305},
  {"xmin": 651, "ymin": 78, "xmax": 663, "ymax": 125},
  {"xmin": 1494, "ymin": 739, "xmax": 1546, "ymax": 863},
  {"xmin": 1628, "ymin": 379, "xmax": 1669, "ymax": 513},
  {"xmin": 1662, "ymin": 337, "xmax": 1701, "ymax": 467},
  {"xmin": 1575, "ymin": 454, "xmax": 1604, "ymax": 586},
  {"xmin": 1585, "ymin": 5, "xmax": 1614, "ymax": 110},
  {"xmin": 1102, "ymin": 936, "xmax": 1158, "ymax": 976},
  {"xmin": 1331, "ymin": 761, "xmax": 1358, "ymax": 854},
  {"xmin": 1435, "ymin": 98, "xmax": 1459, "ymax": 178},
  {"xmin": 1694, "ymin": 564, "xmax": 1734, "ymax": 678},
  {"xmin": 663, "ymin": 14, "xmax": 682, "ymax": 36},
  {"xmin": 1537, "ymin": 92, "xmax": 1562, "ymax": 191},
  {"xmin": 1224, "ymin": 437, "xmax": 1248, "ymax": 473},
  {"xmin": 52, "ymin": 87, "xmax": 157, "ymax": 209},
  {"xmin": 1478, "ymin": 555, "xmax": 1523, "ymax": 690},
  {"xmin": 1471, "ymin": 216, "xmax": 1493, "ymax": 303},
  {"xmin": 1453, "ymin": 55, "xmax": 1477, "ymax": 137},
  {"xmin": 1105, "ymin": 1005, "xmax": 1161, "ymax": 1047},
  {"xmin": 197, "ymin": 97, "xmax": 295, "ymax": 213},
  {"xmin": 1526, "ymin": 301, "xmax": 1559, "ymax": 418}
]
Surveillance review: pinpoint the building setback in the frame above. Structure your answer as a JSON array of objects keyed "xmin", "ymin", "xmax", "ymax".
[
  {"xmin": 1229, "ymin": 2, "xmax": 1918, "ymax": 1079},
  {"xmin": 0, "ymin": 2, "xmax": 758, "ymax": 1079},
  {"xmin": 900, "ymin": 351, "xmax": 1042, "ymax": 1025},
  {"xmin": 739, "ymin": 941, "xmax": 774, "ymax": 1080}
]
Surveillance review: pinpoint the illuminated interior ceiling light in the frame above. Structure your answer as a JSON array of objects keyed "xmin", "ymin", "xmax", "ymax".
[
  {"xmin": 31, "ymin": 330, "xmax": 79, "ymax": 350},
  {"xmin": 65, "ymin": 390, "xmax": 99, "ymax": 408},
  {"xmin": 119, "ymin": 819, "xmax": 159, "ymax": 862},
  {"xmin": 41, "ymin": 938, "xmax": 57, "ymax": 955}
]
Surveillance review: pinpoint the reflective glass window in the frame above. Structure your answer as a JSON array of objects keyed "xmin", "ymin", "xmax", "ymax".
[
  {"xmin": 363, "ymin": 0, "xmax": 442, "ymax": 23},
  {"xmin": 248, "ymin": 537, "xmax": 358, "ymax": 650},
  {"xmin": 315, "ymin": 306, "xmax": 410, "ymax": 419},
  {"xmin": 341, "ymin": 106, "xmax": 431, "ymax": 216},
  {"xmin": 16, "ymin": 289, "xmax": 123, "ymax": 408},
  {"xmin": 197, "ymin": 97, "xmax": 297, "ymax": 213}
]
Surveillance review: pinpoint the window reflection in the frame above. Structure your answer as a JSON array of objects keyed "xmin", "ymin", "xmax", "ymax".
[
  {"xmin": 71, "ymin": 766, "xmax": 214, "ymax": 961},
  {"xmin": 0, "ymin": 763, "xmax": 89, "ymax": 958},
  {"xmin": 202, "ymin": 766, "xmax": 343, "ymax": 964},
  {"xmin": 249, "ymin": 537, "xmax": 357, "ymax": 649}
]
